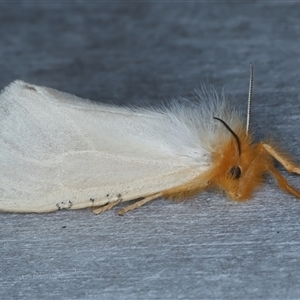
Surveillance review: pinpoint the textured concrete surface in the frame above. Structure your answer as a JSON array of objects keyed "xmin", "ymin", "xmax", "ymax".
[{"xmin": 1, "ymin": 2, "xmax": 300, "ymax": 299}]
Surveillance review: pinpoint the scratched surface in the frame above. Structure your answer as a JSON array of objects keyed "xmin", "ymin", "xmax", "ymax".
[{"xmin": 1, "ymin": 2, "xmax": 300, "ymax": 299}]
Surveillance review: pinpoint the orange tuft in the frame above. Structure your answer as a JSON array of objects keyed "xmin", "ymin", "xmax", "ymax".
[{"xmin": 209, "ymin": 129, "xmax": 271, "ymax": 200}]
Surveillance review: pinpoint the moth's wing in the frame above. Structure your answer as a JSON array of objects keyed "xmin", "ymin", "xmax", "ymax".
[{"xmin": 0, "ymin": 81, "xmax": 211, "ymax": 213}]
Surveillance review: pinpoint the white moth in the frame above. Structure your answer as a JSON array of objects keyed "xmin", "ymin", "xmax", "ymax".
[{"xmin": 1, "ymin": 68, "xmax": 300, "ymax": 215}]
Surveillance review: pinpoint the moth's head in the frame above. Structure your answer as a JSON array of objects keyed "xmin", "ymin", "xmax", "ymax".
[
  {"xmin": 211, "ymin": 119, "xmax": 270, "ymax": 200},
  {"xmin": 210, "ymin": 63, "xmax": 300, "ymax": 201}
]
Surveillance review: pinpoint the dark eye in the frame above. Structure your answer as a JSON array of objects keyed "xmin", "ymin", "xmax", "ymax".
[{"xmin": 230, "ymin": 166, "xmax": 241, "ymax": 179}]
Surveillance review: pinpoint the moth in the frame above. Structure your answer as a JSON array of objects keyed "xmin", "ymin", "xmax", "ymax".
[{"xmin": 1, "ymin": 65, "xmax": 299, "ymax": 215}]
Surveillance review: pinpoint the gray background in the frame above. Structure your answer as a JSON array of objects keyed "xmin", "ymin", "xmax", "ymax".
[{"xmin": 1, "ymin": 2, "xmax": 300, "ymax": 299}]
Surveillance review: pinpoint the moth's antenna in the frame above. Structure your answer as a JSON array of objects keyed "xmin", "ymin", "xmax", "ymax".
[
  {"xmin": 213, "ymin": 117, "xmax": 241, "ymax": 157},
  {"xmin": 246, "ymin": 62, "xmax": 254, "ymax": 135}
]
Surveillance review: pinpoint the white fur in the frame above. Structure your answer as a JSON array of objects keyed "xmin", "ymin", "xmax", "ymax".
[{"xmin": 0, "ymin": 80, "xmax": 242, "ymax": 212}]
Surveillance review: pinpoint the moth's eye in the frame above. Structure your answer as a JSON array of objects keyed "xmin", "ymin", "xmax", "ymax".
[{"xmin": 229, "ymin": 166, "xmax": 241, "ymax": 179}]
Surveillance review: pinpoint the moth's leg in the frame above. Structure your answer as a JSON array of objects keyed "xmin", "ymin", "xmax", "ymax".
[
  {"xmin": 262, "ymin": 143, "xmax": 300, "ymax": 174},
  {"xmin": 268, "ymin": 165, "xmax": 300, "ymax": 198},
  {"xmin": 118, "ymin": 192, "xmax": 162, "ymax": 216},
  {"xmin": 92, "ymin": 199, "xmax": 121, "ymax": 215}
]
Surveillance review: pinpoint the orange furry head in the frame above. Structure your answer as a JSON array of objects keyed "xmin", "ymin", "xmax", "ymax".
[{"xmin": 209, "ymin": 126, "xmax": 300, "ymax": 201}]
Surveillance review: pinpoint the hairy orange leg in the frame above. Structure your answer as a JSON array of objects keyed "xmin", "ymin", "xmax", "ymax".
[
  {"xmin": 259, "ymin": 143, "xmax": 300, "ymax": 198},
  {"xmin": 262, "ymin": 143, "xmax": 300, "ymax": 174},
  {"xmin": 268, "ymin": 165, "xmax": 300, "ymax": 198}
]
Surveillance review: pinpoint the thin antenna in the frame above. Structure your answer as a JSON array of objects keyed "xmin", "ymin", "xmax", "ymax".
[
  {"xmin": 213, "ymin": 117, "xmax": 241, "ymax": 157},
  {"xmin": 246, "ymin": 62, "xmax": 254, "ymax": 135}
]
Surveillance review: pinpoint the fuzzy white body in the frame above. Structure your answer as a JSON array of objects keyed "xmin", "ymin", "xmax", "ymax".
[{"xmin": 0, "ymin": 81, "xmax": 241, "ymax": 212}]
